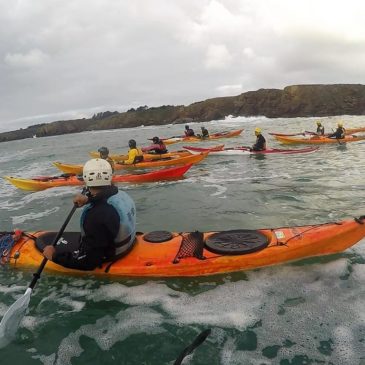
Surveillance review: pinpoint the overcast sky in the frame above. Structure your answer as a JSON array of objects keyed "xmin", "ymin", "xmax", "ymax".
[{"xmin": 1, "ymin": 0, "xmax": 365, "ymax": 131}]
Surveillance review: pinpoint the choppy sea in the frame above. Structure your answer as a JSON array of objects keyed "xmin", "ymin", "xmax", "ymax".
[{"xmin": 0, "ymin": 115, "xmax": 365, "ymax": 364}]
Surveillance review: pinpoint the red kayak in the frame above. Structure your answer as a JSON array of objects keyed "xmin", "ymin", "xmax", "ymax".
[
  {"xmin": 183, "ymin": 145, "xmax": 319, "ymax": 155},
  {"xmin": 4, "ymin": 164, "xmax": 193, "ymax": 191}
]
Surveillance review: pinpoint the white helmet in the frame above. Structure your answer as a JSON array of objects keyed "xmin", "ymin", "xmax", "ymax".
[{"xmin": 83, "ymin": 158, "xmax": 112, "ymax": 187}]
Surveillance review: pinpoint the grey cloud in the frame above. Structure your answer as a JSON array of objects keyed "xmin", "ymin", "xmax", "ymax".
[{"xmin": 0, "ymin": 0, "xmax": 365, "ymax": 131}]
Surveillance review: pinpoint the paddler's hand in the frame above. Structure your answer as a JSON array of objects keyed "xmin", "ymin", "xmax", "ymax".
[
  {"xmin": 73, "ymin": 194, "xmax": 89, "ymax": 207},
  {"xmin": 43, "ymin": 245, "xmax": 56, "ymax": 260}
]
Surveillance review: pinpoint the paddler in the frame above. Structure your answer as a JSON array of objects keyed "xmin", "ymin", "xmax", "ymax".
[
  {"xmin": 251, "ymin": 127, "xmax": 267, "ymax": 151},
  {"xmin": 200, "ymin": 126, "xmax": 209, "ymax": 138},
  {"xmin": 315, "ymin": 121, "xmax": 325, "ymax": 135},
  {"xmin": 184, "ymin": 125, "xmax": 195, "ymax": 137},
  {"xmin": 120, "ymin": 139, "xmax": 144, "ymax": 165},
  {"xmin": 142, "ymin": 136, "xmax": 168, "ymax": 154},
  {"xmin": 328, "ymin": 122, "xmax": 345, "ymax": 139},
  {"xmin": 42, "ymin": 158, "xmax": 136, "ymax": 270},
  {"xmin": 98, "ymin": 146, "xmax": 115, "ymax": 172}
]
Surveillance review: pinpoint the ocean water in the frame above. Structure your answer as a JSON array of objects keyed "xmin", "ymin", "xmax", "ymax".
[{"xmin": 0, "ymin": 115, "xmax": 365, "ymax": 364}]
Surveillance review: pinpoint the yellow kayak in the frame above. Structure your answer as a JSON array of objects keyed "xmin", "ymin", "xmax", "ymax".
[
  {"xmin": 88, "ymin": 149, "xmax": 191, "ymax": 162},
  {"xmin": 53, "ymin": 153, "xmax": 208, "ymax": 175}
]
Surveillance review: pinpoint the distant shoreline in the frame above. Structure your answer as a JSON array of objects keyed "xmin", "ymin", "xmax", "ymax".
[{"xmin": 1, "ymin": 84, "xmax": 365, "ymax": 143}]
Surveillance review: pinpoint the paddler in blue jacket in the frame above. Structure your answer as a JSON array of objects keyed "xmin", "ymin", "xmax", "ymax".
[
  {"xmin": 43, "ymin": 158, "xmax": 136, "ymax": 270},
  {"xmin": 328, "ymin": 122, "xmax": 345, "ymax": 139},
  {"xmin": 98, "ymin": 146, "xmax": 115, "ymax": 172}
]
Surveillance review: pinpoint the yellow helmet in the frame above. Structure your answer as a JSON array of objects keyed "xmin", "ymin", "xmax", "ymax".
[
  {"xmin": 316, "ymin": 121, "xmax": 321, "ymax": 125},
  {"xmin": 338, "ymin": 121, "xmax": 343, "ymax": 127},
  {"xmin": 254, "ymin": 127, "xmax": 262, "ymax": 135}
]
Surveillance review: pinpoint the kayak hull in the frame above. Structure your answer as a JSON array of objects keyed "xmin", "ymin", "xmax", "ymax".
[
  {"xmin": 7, "ymin": 217, "xmax": 365, "ymax": 277},
  {"xmin": 53, "ymin": 153, "xmax": 208, "ymax": 175},
  {"xmin": 270, "ymin": 127, "xmax": 365, "ymax": 137},
  {"xmin": 4, "ymin": 164, "xmax": 192, "ymax": 191},
  {"xmin": 274, "ymin": 135, "xmax": 365, "ymax": 144},
  {"xmin": 183, "ymin": 145, "xmax": 319, "ymax": 155},
  {"xmin": 88, "ymin": 150, "xmax": 192, "ymax": 162},
  {"xmin": 163, "ymin": 129, "xmax": 244, "ymax": 145}
]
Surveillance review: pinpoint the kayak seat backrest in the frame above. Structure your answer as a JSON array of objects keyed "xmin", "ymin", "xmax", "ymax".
[
  {"xmin": 205, "ymin": 230, "xmax": 269, "ymax": 255},
  {"xmin": 35, "ymin": 232, "xmax": 81, "ymax": 254}
]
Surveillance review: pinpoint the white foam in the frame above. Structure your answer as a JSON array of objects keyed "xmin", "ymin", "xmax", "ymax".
[
  {"xmin": 204, "ymin": 184, "xmax": 227, "ymax": 198},
  {"xmin": 12, "ymin": 207, "xmax": 59, "ymax": 225},
  {"xmin": 35, "ymin": 307, "xmax": 165, "ymax": 365}
]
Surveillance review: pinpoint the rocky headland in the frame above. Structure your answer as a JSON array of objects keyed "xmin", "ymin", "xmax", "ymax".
[{"xmin": 1, "ymin": 84, "xmax": 365, "ymax": 142}]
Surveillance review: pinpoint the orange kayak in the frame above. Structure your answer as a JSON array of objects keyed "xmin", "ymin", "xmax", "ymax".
[
  {"xmin": 53, "ymin": 153, "xmax": 208, "ymax": 175},
  {"xmin": 163, "ymin": 129, "xmax": 244, "ymax": 145},
  {"xmin": 5, "ymin": 216, "xmax": 365, "ymax": 277},
  {"xmin": 88, "ymin": 149, "xmax": 192, "ymax": 162},
  {"xmin": 4, "ymin": 164, "xmax": 192, "ymax": 191},
  {"xmin": 270, "ymin": 127, "xmax": 365, "ymax": 137},
  {"xmin": 274, "ymin": 134, "xmax": 365, "ymax": 144}
]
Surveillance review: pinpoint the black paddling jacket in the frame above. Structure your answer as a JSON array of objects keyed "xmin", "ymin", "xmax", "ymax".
[
  {"xmin": 329, "ymin": 127, "xmax": 345, "ymax": 139},
  {"xmin": 53, "ymin": 186, "xmax": 121, "ymax": 270},
  {"xmin": 252, "ymin": 134, "xmax": 266, "ymax": 151}
]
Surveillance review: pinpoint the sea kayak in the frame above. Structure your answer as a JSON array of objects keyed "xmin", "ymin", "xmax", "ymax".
[
  {"xmin": 53, "ymin": 153, "xmax": 208, "ymax": 175},
  {"xmin": 162, "ymin": 129, "xmax": 244, "ymax": 145},
  {"xmin": 269, "ymin": 127, "xmax": 365, "ymax": 137},
  {"xmin": 183, "ymin": 145, "xmax": 319, "ymax": 155},
  {"xmin": 4, "ymin": 215, "xmax": 365, "ymax": 277},
  {"xmin": 88, "ymin": 149, "xmax": 192, "ymax": 162},
  {"xmin": 4, "ymin": 164, "xmax": 192, "ymax": 192},
  {"xmin": 274, "ymin": 134, "xmax": 365, "ymax": 145}
]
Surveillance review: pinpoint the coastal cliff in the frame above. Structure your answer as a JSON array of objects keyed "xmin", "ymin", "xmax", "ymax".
[{"xmin": 1, "ymin": 84, "xmax": 365, "ymax": 142}]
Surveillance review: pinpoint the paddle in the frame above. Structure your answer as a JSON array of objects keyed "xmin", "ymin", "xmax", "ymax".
[
  {"xmin": 174, "ymin": 329, "xmax": 211, "ymax": 365},
  {"xmin": 329, "ymin": 128, "xmax": 344, "ymax": 145},
  {"xmin": 32, "ymin": 173, "xmax": 75, "ymax": 182},
  {"xmin": 0, "ymin": 188, "xmax": 86, "ymax": 348},
  {"xmin": 148, "ymin": 135, "xmax": 183, "ymax": 141}
]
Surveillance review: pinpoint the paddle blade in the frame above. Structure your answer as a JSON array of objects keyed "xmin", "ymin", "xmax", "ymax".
[{"xmin": 0, "ymin": 287, "xmax": 32, "ymax": 348}]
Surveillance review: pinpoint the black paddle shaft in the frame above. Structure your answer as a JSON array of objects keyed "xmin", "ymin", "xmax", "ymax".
[
  {"xmin": 28, "ymin": 204, "xmax": 77, "ymax": 289},
  {"xmin": 174, "ymin": 329, "xmax": 211, "ymax": 365},
  {"xmin": 28, "ymin": 188, "xmax": 86, "ymax": 290}
]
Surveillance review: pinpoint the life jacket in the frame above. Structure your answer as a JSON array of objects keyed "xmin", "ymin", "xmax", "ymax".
[
  {"xmin": 317, "ymin": 126, "xmax": 324, "ymax": 135},
  {"xmin": 131, "ymin": 148, "xmax": 144, "ymax": 163},
  {"xmin": 185, "ymin": 129, "xmax": 195, "ymax": 137},
  {"xmin": 154, "ymin": 142, "xmax": 168, "ymax": 153},
  {"xmin": 201, "ymin": 129, "xmax": 209, "ymax": 137},
  {"xmin": 80, "ymin": 191, "xmax": 136, "ymax": 256}
]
